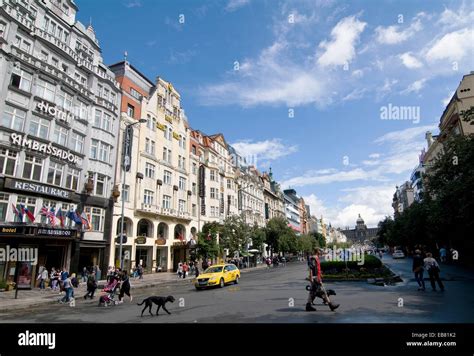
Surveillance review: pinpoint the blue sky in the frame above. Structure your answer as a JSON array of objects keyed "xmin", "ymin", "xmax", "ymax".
[{"xmin": 76, "ymin": 0, "xmax": 473, "ymax": 228}]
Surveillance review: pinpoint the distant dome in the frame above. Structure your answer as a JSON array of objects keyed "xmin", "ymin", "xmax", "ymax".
[{"xmin": 356, "ymin": 214, "xmax": 364, "ymax": 224}]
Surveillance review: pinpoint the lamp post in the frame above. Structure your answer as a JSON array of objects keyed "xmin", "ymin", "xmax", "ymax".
[{"xmin": 119, "ymin": 118, "xmax": 147, "ymax": 270}]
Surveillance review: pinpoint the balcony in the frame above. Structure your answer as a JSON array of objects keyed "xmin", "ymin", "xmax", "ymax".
[
  {"xmin": 1, "ymin": 2, "xmax": 34, "ymax": 31},
  {"xmin": 33, "ymin": 28, "xmax": 79, "ymax": 62},
  {"xmin": 138, "ymin": 203, "xmax": 160, "ymax": 215}
]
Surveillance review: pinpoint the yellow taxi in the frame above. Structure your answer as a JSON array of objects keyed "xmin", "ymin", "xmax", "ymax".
[{"xmin": 194, "ymin": 264, "xmax": 240, "ymax": 290}]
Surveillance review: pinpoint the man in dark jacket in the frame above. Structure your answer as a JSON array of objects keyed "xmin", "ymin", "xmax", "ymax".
[
  {"xmin": 412, "ymin": 249, "xmax": 425, "ymax": 291},
  {"xmin": 83, "ymin": 272, "xmax": 97, "ymax": 299}
]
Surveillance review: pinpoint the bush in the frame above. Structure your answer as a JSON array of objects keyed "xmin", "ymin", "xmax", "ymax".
[
  {"xmin": 321, "ymin": 255, "xmax": 381, "ymax": 272},
  {"xmin": 0, "ymin": 280, "xmax": 7, "ymax": 289}
]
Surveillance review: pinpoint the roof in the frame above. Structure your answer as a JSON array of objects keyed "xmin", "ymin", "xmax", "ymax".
[{"xmin": 108, "ymin": 61, "xmax": 155, "ymax": 87}]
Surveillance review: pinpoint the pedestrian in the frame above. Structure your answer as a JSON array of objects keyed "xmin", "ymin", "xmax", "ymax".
[
  {"xmin": 182, "ymin": 262, "xmax": 188, "ymax": 279},
  {"xmin": 59, "ymin": 272, "xmax": 74, "ymax": 304},
  {"xmin": 95, "ymin": 265, "xmax": 101, "ymax": 281},
  {"xmin": 439, "ymin": 246, "xmax": 447, "ymax": 263},
  {"xmin": 306, "ymin": 248, "xmax": 339, "ymax": 312},
  {"xmin": 412, "ymin": 249, "xmax": 425, "ymax": 291},
  {"xmin": 138, "ymin": 264, "xmax": 143, "ymax": 279},
  {"xmin": 118, "ymin": 271, "xmax": 133, "ymax": 303},
  {"xmin": 81, "ymin": 267, "xmax": 88, "ymax": 283},
  {"xmin": 195, "ymin": 265, "xmax": 200, "ymax": 278},
  {"xmin": 38, "ymin": 266, "xmax": 48, "ymax": 290},
  {"xmin": 83, "ymin": 271, "xmax": 97, "ymax": 299},
  {"xmin": 177, "ymin": 262, "xmax": 183, "ymax": 278},
  {"xmin": 378, "ymin": 250, "xmax": 383, "ymax": 259},
  {"xmin": 424, "ymin": 252, "xmax": 445, "ymax": 292},
  {"xmin": 50, "ymin": 267, "xmax": 59, "ymax": 291},
  {"xmin": 70, "ymin": 273, "xmax": 79, "ymax": 288}
]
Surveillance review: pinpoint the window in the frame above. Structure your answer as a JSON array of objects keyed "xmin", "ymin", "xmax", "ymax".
[
  {"xmin": 47, "ymin": 162, "xmax": 64, "ymax": 186},
  {"xmin": 22, "ymin": 155, "xmax": 43, "ymax": 181},
  {"xmin": 17, "ymin": 196, "xmax": 36, "ymax": 221},
  {"xmin": 2, "ymin": 105, "xmax": 26, "ymax": 131},
  {"xmin": 85, "ymin": 207, "xmax": 105, "ymax": 232},
  {"xmin": 162, "ymin": 147, "xmax": 171, "ymax": 163},
  {"xmin": 0, "ymin": 149, "xmax": 18, "ymax": 176},
  {"xmin": 0, "ymin": 21, "xmax": 6, "ymax": 38},
  {"xmin": 127, "ymin": 104, "xmax": 135, "ymax": 117},
  {"xmin": 70, "ymin": 132, "xmax": 85, "ymax": 153},
  {"xmin": 144, "ymin": 190, "xmax": 154, "ymax": 205},
  {"xmin": 162, "ymin": 195, "xmax": 171, "ymax": 209},
  {"xmin": 177, "ymin": 156, "xmax": 186, "ymax": 169},
  {"xmin": 122, "ymin": 185, "xmax": 130, "ymax": 202},
  {"xmin": 178, "ymin": 199, "xmax": 186, "ymax": 212},
  {"xmin": 192, "ymin": 203, "xmax": 196, "ymax": 217},
  {"xmin": 14, "ymin": 35, "xmax": 32, "ymax": 53},
  {"xmin": 10, "ymin": 68, "xmax": 32, "ymax": 92},
  {"xmin": 163, "ymin": 170, "xmax": 172, "ymax": 185},
  {"xmin": 210, "ymin": 188, "xmax": 216, "ymax": 199},
  {"xmin": 65, "ymin": 167, "xmax": 80, "ymax": 190},
  {"xmin": 78, "ymin": 101, "xmax": 88, "ymax": 121},
  {"xmin": 56, "ymin": 90, "xmax": 73, "ymax": 112},
  {"xmin": 90, "ymin": 140, "xmax": 111, "ymax": 163},
  {"xmin": 95, "ymin": 174, "xmax": 106, "ymax": 196},
  {"xmin": 145, "ymin": 162, "xmax": 155, "ymax": 179},
  {"xmin": 39, "ymin": 51, "xmax": 48, "ymax": 62},
  {"xmin": 145, "ymin": 138, "xmax": 155, "ymax": 155},
  {"xmin": 93, "ymin": 110, "xmax": 111, "ymax": 131},
  {"xmin": 192, "ymin": 163, "xmax": 197, "ymax": 175},
  {"xmin": 192, "ymin": 145, "xmax": 197, "ymax": 155},
  {"xmin": 210, "ymin": 170, "xmax": 216, "ymax": 182},
  {"xmin": 164, "ymin": 126, "xmax": 172, "ymax": 141},
  {"xmin": 227, "ymin": 179, "xmax": 232, "ymax": 189},
  {"xmin": 53, "ymin": 124, "xmax": 68, "ymax": 146},
  {"xmin": 51, "ymin": 57, "xmax": 59, "ymax": 68},
  {"xmin": 192, "ymin": 183, "xmax": 197, "ymax": 195},
  {"xmin": 130, "ymin": 88, "xmax": 141, "ymax": 100},
  {"xmin": 36, "ymin": 78, "xmax": 56, "ymax": 102},
  {"xmin": 29, "ymin": 116, "xmax": 50, "ymax": 139},
  {"xmin": 178, "ymin": 176, "xmax": 186, "ymax": 190},
  {"xmin": 179, "ymin": 136, "xmax": 186, "ymax": 149},
  {"xmin": 210, "ymin": 206, "xmax": 216, "ymax": 217},
  {"xmin": 0, "ymin": 193, "xmax": 9, "ymax": 222}
]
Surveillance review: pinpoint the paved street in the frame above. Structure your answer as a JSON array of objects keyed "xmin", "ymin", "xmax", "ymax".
[{"xmin": 1, "ymin": 260, "xmax": 473, "ymax": 323}]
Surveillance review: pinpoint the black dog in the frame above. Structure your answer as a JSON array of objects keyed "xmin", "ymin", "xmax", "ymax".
[
  {"xmin": 137, "ymin": 296, "xmax": 175, "ymax": 317},
  {"xmin": 305, "ymin": 285, "xmax": 336, "ymax": 304}
]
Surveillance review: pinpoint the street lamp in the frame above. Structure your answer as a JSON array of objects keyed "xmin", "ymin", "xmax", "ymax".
[{"xmin": 119, "ymin": 118, "xmax": 147, "ymax": 271}]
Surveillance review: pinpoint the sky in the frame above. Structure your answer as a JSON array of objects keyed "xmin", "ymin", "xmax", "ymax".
[{"xmin": 76, "ymin": 0, "xmax": 474, "ymax": 229}]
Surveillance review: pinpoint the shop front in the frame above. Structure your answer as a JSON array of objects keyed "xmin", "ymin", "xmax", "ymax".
[
  {"xmin": 135, "ymin": 236, "xmax": 153, "ymax": 273},
  {"xmin": 155, "ymin": 237, "xmax": 168, "ymax": 272},
  {"xmin": 0, "ymin": 223, "xmax": 78, "ymax": 288}
]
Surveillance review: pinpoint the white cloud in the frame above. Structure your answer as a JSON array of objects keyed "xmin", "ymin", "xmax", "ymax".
[
  {"xmin": 342, "ymin": 88, "xmax": 367, "ymax": 101},
  {"xmin": 124, "ymin": 0, "xmax": 141, "ymax": 8},
  {"xmin": 225, "ymin": 0, "xmax": 250, "ymax": 12},
  {"xmin": 425, "ymin": 28, "xmax": 474, "ymax": 62},
  {"xmin": 375, "ymin": 15, "xmax": 423, "ymax": 45},
  {"xmin": 441, "ymin": 91, "xmax": 454, "ymax": 107},
  {"xmin": 438, "ymin": 2, "xmax": 474, "ymax": 29},
  {"xmin": 317, "ymin": 16, "xmax": 367, "ymax": 67},
  {"xmin": 399, "ymin": 52, "xmax": 423, "ymax": 69},
  {"xmin": 231, "ymin": 138, "xmax": 298, "ymax": 162},
  {"xmin": 281, "ymin": 168, "xmax": 375, "ymax": 188},
  {"xmin": 401, "ymin": 78, "xmax": 427, "ymax": 94}
]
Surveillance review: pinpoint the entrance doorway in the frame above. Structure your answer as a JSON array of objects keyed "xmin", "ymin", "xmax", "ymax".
[{"xmin": 173, "ymin": 247, "xmax": 187, "ymax": 272}]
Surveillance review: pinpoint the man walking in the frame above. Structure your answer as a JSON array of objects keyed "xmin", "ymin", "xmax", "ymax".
[
  {"xmin": 412, "ymin": 249, "xmax": 425, "ymax": 291},
  {"xmin": 306, "ymin": 248, "xmax": 339, "ymax": 312}
]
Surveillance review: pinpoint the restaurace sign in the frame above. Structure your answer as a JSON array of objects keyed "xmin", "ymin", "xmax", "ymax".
[
  {"xmin": 36, "ymin": 101, "xmax": 74, "ymax": 124},
  {"xmin": 10, "ymin": 133, "xmax": 82, "ymax": 165},
  {"xmin": 4, "ymin": 178, "xmax": 72, "ymax": 199}
]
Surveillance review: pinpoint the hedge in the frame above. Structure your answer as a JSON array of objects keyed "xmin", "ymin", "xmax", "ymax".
[{"xmin": 320, "ymin": 254, "xmax": 382, "ymax": 272}]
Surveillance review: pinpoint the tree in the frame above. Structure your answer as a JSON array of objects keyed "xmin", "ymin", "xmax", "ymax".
[
  {"xmin": 310, "ymin": 232, "xmax": 326, "ymax": 248},
  {"xmin": 277, "ymin": 231, "xmax": 298, "ymax": 254},
  {"xmin": 195, "ymin": 222, "xmax": 221, "ymax": 260},
  {"xmin": 219, "ymin": 215, "xmax": 251, "ymax": 256},
  {"xmin": 265, "ymin": 216, "xmax": 292, "ymax": 254},
  {"xmin": 250, "ymin": 223, "xmax": 266, "ymax": 252},
  {"xmin": 297, "ymin": 234, "xmax": 317, "ymax": 254}
]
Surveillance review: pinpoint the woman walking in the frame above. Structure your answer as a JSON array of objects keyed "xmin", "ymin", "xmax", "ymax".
[
  {"xmin": 118, "ymin": 271, "xmax": 133, "ymax": 303},
  {"xmin": 424, "ymin": 252, "xmax": 445, "ymax": 292},
  {"xmin": 412, "ymin": 249, "xmax": 425, "ymax": 291},
  {"xmin": 83, "ymin": 271, "xmax": 97, "ymax": 299}
]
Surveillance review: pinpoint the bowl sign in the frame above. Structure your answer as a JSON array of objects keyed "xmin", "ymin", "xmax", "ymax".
[{"xmin": 135, "ymin": 236, "xmax": 147, "ymax": 244}]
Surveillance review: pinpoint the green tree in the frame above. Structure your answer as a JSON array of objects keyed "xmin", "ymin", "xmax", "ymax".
[
  {"xmin": 265, "ymin": 216, "xmax": 292, "ymax": 254},
  {"xmin": 310, "ymin": 231, "xmax": 326, "ymax": 248},
  {"xmin": 249, "ymin": 223, "xmax": 266, "ymax": 252},
  {"xmin": 277, "ymin": 231, "xmax": 298, "ymax": 254},
  {"xmin": 297, "ymin": 234, "xmax": 317, "ymax": 254},
  {"xmin": 219, "ymin": 215, "xmax": 251, "ymax": 255},
  {"xmin": 196, "ymin": 222, "xmax": 221, "ymax": 260}
]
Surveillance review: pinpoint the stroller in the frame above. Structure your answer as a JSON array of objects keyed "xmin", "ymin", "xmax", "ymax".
[{"xmin": 98, "ymin": 278, "xmax": 121, "ymax": 307}]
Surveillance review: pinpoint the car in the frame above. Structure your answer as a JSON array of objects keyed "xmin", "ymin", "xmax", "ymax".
[
  {"xmin": 392, "ymin": 250, "xmax": 405, "ymax": 259},
  {"xmin": 194, "ymin": 264, "xmax": 240, "ymax": 290}
]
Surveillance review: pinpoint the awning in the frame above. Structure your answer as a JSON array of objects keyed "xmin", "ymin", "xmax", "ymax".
[{"xmin": 288, "ymin": 223, "xmax": 301, "ymax": 232}]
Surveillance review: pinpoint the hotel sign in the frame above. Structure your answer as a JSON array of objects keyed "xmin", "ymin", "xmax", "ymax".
[
  {"xmin": 4, "ymin": 178, "xmax": 72, "ymax": 199},
  {"xmin": 0, "ymin": 226, "xmax": 25, "ymax": 236},
  {"xmin": 36, "ymin": 101, "xmax": 74, "ymax": 124},
  {"xmin": 10, "ymin": 133, "xmax": 82, "ymax": 165},
  {"xmin": 36, "ymin": 228, "xmax": 77, "ymax": 238}
]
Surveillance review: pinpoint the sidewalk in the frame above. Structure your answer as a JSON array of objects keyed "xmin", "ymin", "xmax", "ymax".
[{"xmin": 0, "ymin": 264, "xmax": 266, "ymax": 312}]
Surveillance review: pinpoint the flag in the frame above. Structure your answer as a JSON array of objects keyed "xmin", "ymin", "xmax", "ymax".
[
  {"xmin": 40, "ymin": 205, "xmax": 49, "ymax": 216},
  {"xmin": 66, "ymin": 209, "xmax": 82, "ymax": 225},
  {"xmin": 20, "ymin": 203, "xmax": 35, "ymax": 223},
  {"xmin": 56, "ymin": 208, "xmax": 65, "ymax": 228},
  {"xmin": 48, "ymin": 207, "xmax": 56, "ymax": 226},
  {"xmin": 11, "ymin": 203, "xmax": 21, "ymax": 222},
  {"xmin": 80, "ymin": 212, "xmax": 91, "ymax": 230}
]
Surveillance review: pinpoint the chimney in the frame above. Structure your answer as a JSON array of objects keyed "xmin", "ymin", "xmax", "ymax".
[{"xmin": 425, "ymin": 131, "xmax": 433, "ymax": 148}]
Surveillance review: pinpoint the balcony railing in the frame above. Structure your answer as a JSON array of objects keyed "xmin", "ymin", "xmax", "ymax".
[{"xmin": 2, "ymin": 2, "xmax": 34, "ymax": 31}]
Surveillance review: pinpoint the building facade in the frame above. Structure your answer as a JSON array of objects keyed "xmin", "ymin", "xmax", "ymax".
[
  {"xmin": 283, "ymin": 189, "xmax": 301, "ymax": 234},
  {"xmin": 392, "ymin": 181, "xmax": 415, "ymax": 216},
  {"xmin": 341, "ymin": 215, "xmax": 379, "ymax": 244},
  {"xmin": 261, "ymin": 169, "xmax": 284, "ymax": 223},
  {"xmin": 0, "ymin": 0, "xmax": 121, "ymax": 284}
]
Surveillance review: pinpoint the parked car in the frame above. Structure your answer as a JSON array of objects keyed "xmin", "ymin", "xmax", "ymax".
[
  {"xmin": 392, "ymin": 250, "xmax": 405, "ymax": 259},
  {"xmin": 194, "ymin": 264, "xmax": 240, "ymax": 290}
]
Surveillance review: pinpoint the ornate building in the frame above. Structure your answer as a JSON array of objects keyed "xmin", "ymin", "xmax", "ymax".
[{"xmin": 341, "ymin": 214, "xmax": 379, "ymax": 243}]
